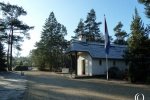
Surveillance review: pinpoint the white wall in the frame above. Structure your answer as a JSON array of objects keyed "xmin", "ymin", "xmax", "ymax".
[
  {"xmin": 86, "ymin": 55, "xmax": 92, "ymax": 76},
  {"xmin": 77, "ymin": 52, "xmax": 92, "ymax": 76},
  {"xmin": 92, "ymin": 59, "xmax": 106, "ymax": 75},
  {"xmin": 77, "ymin": 53, "xmax": 127, "ymax": 76},
  {"xmin": 77, "ymin": 55, "xmax": 83, "ymax": 76},
  {"xmin": 108, "ymin": 60, "xmax": 127, "ymax": 71},
  {"xmin": 92, "ymin": 59, "xmax": 127, "ymax": 75}
]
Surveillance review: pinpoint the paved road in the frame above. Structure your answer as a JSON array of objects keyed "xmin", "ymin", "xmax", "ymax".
[{"xmin": 23, "ymin": 71, "xmax": 150, "ymax": 100}]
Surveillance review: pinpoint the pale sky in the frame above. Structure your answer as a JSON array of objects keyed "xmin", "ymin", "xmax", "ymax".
[{"xmin": 0, "ymin": 0, "xmax": 149, "ymax": 56}]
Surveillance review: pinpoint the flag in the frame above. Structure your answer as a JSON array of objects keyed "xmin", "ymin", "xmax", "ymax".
[{"xmin": 104, "ymin": 16, "xmax": 110, "ymax": 54}]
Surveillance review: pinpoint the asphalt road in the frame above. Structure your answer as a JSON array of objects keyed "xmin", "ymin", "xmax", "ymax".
[{"xmin": 23, "ymin": 71, "xmax": 150, "ymax": 100}]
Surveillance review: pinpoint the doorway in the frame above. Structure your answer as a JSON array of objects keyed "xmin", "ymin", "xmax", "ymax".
[{"xmin": 82, "ymin": 60, "xmax": 85, "ymax": 75}]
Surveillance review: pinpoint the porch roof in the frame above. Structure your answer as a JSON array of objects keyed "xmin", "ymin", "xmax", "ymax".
[{"xmin": 66, "ymin": 40, "xmax": 127, "ymax": 59}]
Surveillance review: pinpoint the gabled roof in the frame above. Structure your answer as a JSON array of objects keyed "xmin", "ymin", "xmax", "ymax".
[{"xmin": 66, "ymin": 40, "xmax": 127, "ymax": 59}]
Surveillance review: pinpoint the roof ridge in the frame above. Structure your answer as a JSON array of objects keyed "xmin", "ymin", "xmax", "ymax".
[{"xmin": 71, "ymin": 40, "xmax": 127, "ymax": 48}]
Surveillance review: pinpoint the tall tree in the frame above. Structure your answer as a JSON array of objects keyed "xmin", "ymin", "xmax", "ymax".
[
  {"xmin": 124, "ymin": 8, "xmax": 150, "ymax": 82},
  {"xmin": 84, "ymin": 9, "xmax": 103, "ymax": 42},
  {"xmin": 138, "ymin": 0, "xmax": 150, "ymax": 18},
  {"xmin": 113, "ymin": 21, "xmax": 127, "ymax": 45},
  {"xmin": 0, "ymin": 2, "xmax": 33, "ymax": 70},
  {"xmin": 73, "ymin": 19, "xmax": 85, "ymax": 39},
  {"xmin": 31, "ymin": 12, "xmax": 67, "ymax": 71}
]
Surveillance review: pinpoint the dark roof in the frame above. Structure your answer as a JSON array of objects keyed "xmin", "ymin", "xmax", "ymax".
[{"xmin": 66, "ymin": 40, "xmax": 127, "ymax": 59}]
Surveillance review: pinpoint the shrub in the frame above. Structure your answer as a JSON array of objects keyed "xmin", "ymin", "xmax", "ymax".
[
  {"xmin": 14, "ymin": 66, "xmax": 29, "ymax": 71},
  {"xmin": 108, "ymin": 67, "xmax": 123, "ymax": 79}
]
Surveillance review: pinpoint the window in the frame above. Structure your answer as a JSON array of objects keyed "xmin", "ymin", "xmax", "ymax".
[{"xmin": 99, "ymin": 59, "xmax": 102, "ymax": 65}]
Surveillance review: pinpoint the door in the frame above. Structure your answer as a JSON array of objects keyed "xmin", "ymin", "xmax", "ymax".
[{"xmin": 82, "ymin": 60, "xmax": 85, "ymax": 75}]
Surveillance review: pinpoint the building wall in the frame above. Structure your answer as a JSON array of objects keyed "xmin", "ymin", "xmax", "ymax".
[
  {"xmin": 77, "ymin": 53, "xmax": 127, "ymax": 76},
  {"xmin": 77, "ymin": 52, "xmax": 92, "ymax": 76},
  {"xmin": 109, "ymin": 59, "xmax": 127, "ymax": 71},
  {"xmin": 92, "ymin": 59, "xmax": 127, "ymax": 75},
  {"xmin": 92, "ymin": 59, "xmax": 106, "ymax": 75}
]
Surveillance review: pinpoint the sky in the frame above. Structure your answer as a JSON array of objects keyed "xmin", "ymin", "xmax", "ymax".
[{"xmin": 0, "ymin": 0, "xmax": 149, "ymax": 56}]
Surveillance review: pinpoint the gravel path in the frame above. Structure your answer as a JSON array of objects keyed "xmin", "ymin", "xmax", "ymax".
[
  {"xmin": 0, "ymin": 71, "xmax": 27, "ymax": 100},
  {"xmin": 23, "ymin": 71, "xmax": 150, "ymax": 100}
]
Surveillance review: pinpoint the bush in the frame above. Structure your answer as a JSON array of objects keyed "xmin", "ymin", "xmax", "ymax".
[
  {"xmin": 108, "ymin": 67, "xmax": 123, "ymax": 79},
  {"xmin": 14, "ymin": 66, "xmax": 29, "ymax": 71},
  {"xmin": 0, "ymin": 63, "xmax": 7, "ymax": 71},
  {"xmin": 0, "ymin": 67, "xmax": 7, "ymax": 71}
]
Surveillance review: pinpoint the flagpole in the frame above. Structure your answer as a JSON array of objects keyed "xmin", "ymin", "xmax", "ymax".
[
  {"xmin": 106, "ymin": 54, "xmax": 109, "ymax": 80},
  {"xmin": 104, "ymin": 15, "xmax": 109, "ymax": 80}
]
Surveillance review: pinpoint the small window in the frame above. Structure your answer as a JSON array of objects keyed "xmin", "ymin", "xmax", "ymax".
[
  {"xmin": 113, "ymin": 60, "xmax": 116, "ymax": 66},
  {"xmin": 99, "ymin": 60, "xmax": 102, "ymax": 65}
]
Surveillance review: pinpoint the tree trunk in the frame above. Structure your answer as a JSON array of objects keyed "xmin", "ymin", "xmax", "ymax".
[
  {"xmin": 7, "ymin": 42, "xmax": 10, "ymax": 70},
  {"xmin": 7, "ymin": 32, "xmax": 11, "ymax": 71},
  {"xmin": 9, "ymin": 26, "xmax": 13, "ymax": 71}
]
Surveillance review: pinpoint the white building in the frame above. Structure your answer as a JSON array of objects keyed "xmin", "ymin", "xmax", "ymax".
[{"xmin": 66, "ymin": 35, "xmax": 128, "ymax": 76}]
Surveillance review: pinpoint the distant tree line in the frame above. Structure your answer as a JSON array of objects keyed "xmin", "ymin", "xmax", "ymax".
[{"xmin": 13, "ymin": 56, "xmax": 32, "ymax": 67}]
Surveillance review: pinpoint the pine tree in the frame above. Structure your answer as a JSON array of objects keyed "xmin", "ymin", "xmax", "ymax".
[
  {"xmin": 84, "ymin": 9, "xmax": 103, "ymax": 42},
  {"xmin": 113, "ymin": 21, "xmax": 127, "ymax": 45},
  {"xmin": 0, "ymin": 2, "xmax": 33, "ymax": 70},
  {"xmin": 124, "ymin": 8, "xmax": 150, "ymax": 82},
  {"xmin": 73, "ymin": 19, "xmax": 85, "ymax": 39},
  {"xmin": 32, "ymin": 12, "xmax": 67, "ymax": 71},
  {"xmin": 138, "ymin": 0, "xmax": 150, "ymax": 18}
]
